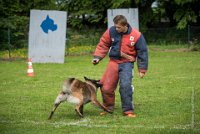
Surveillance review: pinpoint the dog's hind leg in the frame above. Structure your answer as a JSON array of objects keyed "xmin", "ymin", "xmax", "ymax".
[
  {"xmin": 75, "ymin": 104, "xmax": 84, "ymax": 118},
  {"xmin": 48, "ymin": 103, "xmax": 60, "ymax": 120},
  {"xmin": 79, "ymin": 105, "xmax": 84, "ymax": 115},
  {"xmin": 48, "ymin": 92, "xmax": 68, "ymax": 119}
]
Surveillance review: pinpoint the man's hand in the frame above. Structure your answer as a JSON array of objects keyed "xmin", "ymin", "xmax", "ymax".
[
  {"xmin": 139, "ymin": 72, "xmax": 145, "ymax": 78},
  {"xmin": 92, "ymin": 58, "xmax": 100, "ymax": 65},
  {"xmin": 121, "ymin": 52, "xmax": 134, "ymax": 62}
]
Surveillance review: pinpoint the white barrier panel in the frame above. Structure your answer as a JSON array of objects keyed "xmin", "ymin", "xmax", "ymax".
[
  {"xmin": 28, "ymin": 10, "xmax": 67, "ymax": 63},
  {"xmin": 107, "ymin": 8, "xmax": 139, "ymax": 30}
]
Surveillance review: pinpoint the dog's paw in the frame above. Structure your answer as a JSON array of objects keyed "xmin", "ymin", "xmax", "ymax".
[{"xmin": 75, "ymin": 109, "xmax": 84, "ymax": 118}]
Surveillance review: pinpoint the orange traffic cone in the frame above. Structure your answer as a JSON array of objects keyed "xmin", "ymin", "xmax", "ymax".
[{"xmin": 27, "ymin": 58, "xmax": 34, "ymax": 77}]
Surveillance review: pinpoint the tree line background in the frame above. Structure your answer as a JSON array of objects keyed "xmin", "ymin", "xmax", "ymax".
[{"xmin": 0, "ymin": 0, "xmax": 200, "ymax": 50}]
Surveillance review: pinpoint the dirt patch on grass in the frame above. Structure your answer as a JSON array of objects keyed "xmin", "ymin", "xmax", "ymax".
[
  {"xmin": 163, "ymin": 48, "xmax": 190, "ymax": 52},
  {"xmin": 150, "ymin": 47, "xmax": 191, "ymax": 52}
]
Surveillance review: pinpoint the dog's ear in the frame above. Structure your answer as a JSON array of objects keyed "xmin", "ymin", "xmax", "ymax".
[
  {"xmin": 84, "ymin": 76, "xmax": 88, "ymax": 81},
  {"xmin": 96, "ymin": 81, "xmax": 103, "ymax": 88}
]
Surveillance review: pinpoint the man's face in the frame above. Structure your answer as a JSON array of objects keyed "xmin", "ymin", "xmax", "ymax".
[{"xmin": 114, "ymin": 23, "xmax": 127, "ymax": 33}]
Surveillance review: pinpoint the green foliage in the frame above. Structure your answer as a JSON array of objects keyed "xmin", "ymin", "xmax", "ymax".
[
  {"xmin": 59, "ymin": 0, "xmax": 112, "ymax": 29},
  {"xmin": 0, "ymin": 0, "xmax": 28, "ymax": 29},
  {"xmin": 0, "ymin": 0, "xmax": 59, "ymax": 49},
  {"xmin": 174, "ymin": 8, "xmax": 197, "ymax": 29},
  {"xmin": 0, "ymin": 0, "xmax": 199, "ymax": 50},
  {"xmin": 68, "ymin": 45, "xmax": 95, "ymax": 55},
  {"xmin": 175, "ymin": 0, "xmax": 194, "ymax": 5},
  {"xmin": 158, "ymin": 0, "xmax": 200, "ymax": 29},
  {"xmin": 111, "ymin": 0, "xmax": 133, "ymax": 8},
  {"xmin": 143, "ymin": 27, "xmax": 189, "ymax": 44}
]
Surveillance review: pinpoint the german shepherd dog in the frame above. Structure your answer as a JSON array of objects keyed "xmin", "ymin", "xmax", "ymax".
[{"xmin": 48, "ymin": 77, "xmax": 111, "ymax": 119}]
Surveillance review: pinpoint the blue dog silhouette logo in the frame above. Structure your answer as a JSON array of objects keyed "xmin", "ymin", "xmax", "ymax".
[{"xmin": 40, "ymin": 15, "xmax": 57, "ymax": 34}]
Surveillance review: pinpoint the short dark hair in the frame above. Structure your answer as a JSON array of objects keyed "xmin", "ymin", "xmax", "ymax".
[{"xmin": 113, "ymin": 15, "xmax": 128, "ymax": 26}]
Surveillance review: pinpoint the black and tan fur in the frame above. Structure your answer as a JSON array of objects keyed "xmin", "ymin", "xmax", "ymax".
[{"xmin": 48, "ymin": 77, "xmax": 111, "ymax": 119}]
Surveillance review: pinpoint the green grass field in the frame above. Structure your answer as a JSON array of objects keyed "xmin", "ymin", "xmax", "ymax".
[{"xmin": 0, "ymin": 46, "xmax": 200, "ymax": 134}]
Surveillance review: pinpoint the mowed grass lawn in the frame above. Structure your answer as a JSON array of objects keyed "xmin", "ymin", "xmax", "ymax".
[{"xmin": 0, "ymin": 46, "xmax": 200, "ymax": 134}]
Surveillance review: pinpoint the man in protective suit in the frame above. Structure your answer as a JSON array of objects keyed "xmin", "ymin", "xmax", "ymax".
[{"xmin": 92, "ymin": 15, "xmax": 148, "ymax": 117}]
